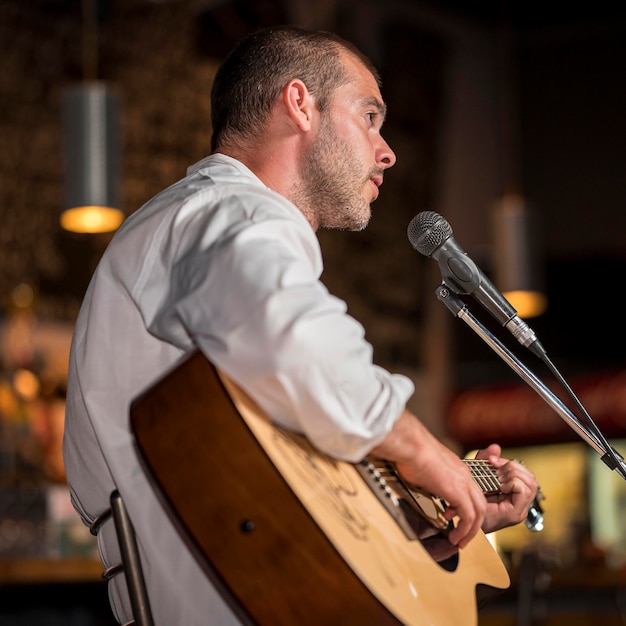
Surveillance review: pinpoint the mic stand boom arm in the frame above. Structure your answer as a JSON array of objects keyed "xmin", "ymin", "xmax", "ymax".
[{"xmin": 436, "ymin": 283, "xmax": 626, "ymax": 481}]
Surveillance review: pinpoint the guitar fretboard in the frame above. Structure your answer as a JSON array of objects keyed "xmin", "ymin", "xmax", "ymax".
[{"xmin": 463, "ymin": 459, "xmax": 501, "ymax": 495}]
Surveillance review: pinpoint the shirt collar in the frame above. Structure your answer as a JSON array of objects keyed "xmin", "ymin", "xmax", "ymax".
[{"xmin": 186, "ymin": 153, "xmax": 260, "ymax": 183}]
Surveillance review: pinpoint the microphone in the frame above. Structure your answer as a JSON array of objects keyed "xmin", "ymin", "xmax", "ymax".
[{"xmin": 408, "ymin": 210, "xmax": 546, "ymax": 357}]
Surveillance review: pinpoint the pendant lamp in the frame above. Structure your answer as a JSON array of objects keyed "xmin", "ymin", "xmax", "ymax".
[
  {"xmin": 60, "ymin": 0, "xmax": 123, "ymax": 234},
  {"xmin": 61, "ymin": 82, "xmax": 123, "ymax": 233},
  {"xmin": 491, "ymin": 26, "xmax": 546, "ymax": 319},
  {"xmin": 493, "ymin": 195, "xmax": 547, "ymax": 319}
]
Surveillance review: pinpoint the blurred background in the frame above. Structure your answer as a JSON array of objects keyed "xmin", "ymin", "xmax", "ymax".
[{"xmin": 1, "ymin": 0, "xmax": 625, "ymax": 624}]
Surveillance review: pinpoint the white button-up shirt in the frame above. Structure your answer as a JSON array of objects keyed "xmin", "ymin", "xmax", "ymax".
[{"xmin": 63, "ymin": 154, "xmax": 414, "ymax": 625}]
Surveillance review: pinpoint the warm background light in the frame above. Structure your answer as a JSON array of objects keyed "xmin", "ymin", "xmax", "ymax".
[
  {"xmin": 502, "ymin": 289, "xmax": 548, "ymax": 319},
  {"xmin": 60, "ymin": 206, "xmax": 124, "ymax": 234}
]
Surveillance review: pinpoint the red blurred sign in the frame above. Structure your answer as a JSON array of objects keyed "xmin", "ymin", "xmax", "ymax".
[{"xmin": 447, "ymin": 369, "xmax": 626, "ymax": 448}]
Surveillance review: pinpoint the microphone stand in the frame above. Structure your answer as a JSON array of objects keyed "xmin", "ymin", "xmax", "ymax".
[{"xmin": 436, "ymin": 283, "xmax": 626, "ymax": 481}]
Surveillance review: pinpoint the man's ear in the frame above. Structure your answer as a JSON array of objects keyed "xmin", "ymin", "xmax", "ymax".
[{"xmin": 283, "ymin": 79, "xmax": 316, "ymax": 131}]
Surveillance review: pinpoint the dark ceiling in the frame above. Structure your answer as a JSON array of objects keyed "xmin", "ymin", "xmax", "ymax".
[
  {"xmin": 25, "ymin": 0, "xmax": 626, "ymax": 31},
  {"xmin": 419, "ymin": 0, "xmax": 626, "ymax": 28}
]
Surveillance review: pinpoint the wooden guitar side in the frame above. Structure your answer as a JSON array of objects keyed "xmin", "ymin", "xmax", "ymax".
[{"xmin": 130, "ymin": 350, "xmax": 509, "ymax": 625}]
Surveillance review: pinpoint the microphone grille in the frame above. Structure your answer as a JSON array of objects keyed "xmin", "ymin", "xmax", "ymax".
[{"xmin": 407, "ymin": 211, "xmax": 453, "ymax": 256}]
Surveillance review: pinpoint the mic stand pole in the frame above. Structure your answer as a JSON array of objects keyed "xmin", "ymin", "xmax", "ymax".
[{"xmin": 436, "ymin": 283, "xmax": 626, "ymax": 481}]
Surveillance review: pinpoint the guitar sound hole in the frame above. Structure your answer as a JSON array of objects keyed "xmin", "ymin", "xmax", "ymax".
[{"xmin": 401, "ymin": 501, "xmax": 459, "ymax": 572}]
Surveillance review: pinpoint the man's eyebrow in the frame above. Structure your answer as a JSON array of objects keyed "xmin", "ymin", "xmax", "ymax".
[{"xmin": 363, "ymin": 96, "xmax": 387, "ymax": 120}]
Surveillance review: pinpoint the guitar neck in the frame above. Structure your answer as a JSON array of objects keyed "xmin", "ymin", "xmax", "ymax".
[
  {"xmin": 463, "ymin": 459, "xmax": 501, "ymax": 495},
  {"xmin": 463, "ymin": 459, "xmax": 545, "ymax": 532}
]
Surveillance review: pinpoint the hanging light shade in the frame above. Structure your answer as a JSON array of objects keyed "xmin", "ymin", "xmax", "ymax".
[
  {"xmin": 493, "ymin": 195, "xmax": 547, "ymax": 319},
  {"xmin": 61, "ymin": 81, "xmax": 123, "ymax": 233}
]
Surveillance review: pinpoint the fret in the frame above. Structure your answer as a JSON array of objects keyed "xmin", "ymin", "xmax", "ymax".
[{"xmin": 464, "ymin": 459, "xmax": 501, "ymax": 495}]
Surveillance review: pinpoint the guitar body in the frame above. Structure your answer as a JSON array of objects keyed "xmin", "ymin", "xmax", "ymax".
[{"xmin": 130, "ymin": 350, "xmax": 509, "ymax": 626}]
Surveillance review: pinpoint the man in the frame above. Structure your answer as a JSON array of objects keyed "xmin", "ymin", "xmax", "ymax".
[{"xmin": 63, "ymin": 26, "xmax": 538, "ymax": 625}]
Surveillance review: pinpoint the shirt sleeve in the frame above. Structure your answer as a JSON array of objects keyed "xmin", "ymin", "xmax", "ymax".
[{"xmin": 137, "ymin": 188, "xmax": 415, "ymax": 462}]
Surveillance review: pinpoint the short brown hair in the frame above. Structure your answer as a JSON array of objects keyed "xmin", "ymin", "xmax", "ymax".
[{"xmin": 210, "ymin": 25, "xmax": 380, "ymax": 152}]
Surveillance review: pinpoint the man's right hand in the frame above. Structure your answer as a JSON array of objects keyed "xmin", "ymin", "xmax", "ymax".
[{"xmin": 370, "ymin": 409, "xmax": 487, "ymax": 549}]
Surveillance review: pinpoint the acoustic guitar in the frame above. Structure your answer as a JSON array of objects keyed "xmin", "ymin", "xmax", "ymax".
[{"xmin": 131, "ymin": 350, "xmax": 523, "ymax": 626}]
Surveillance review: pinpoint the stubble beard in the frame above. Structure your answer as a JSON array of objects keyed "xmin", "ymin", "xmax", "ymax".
[{"xmin": 292, "ymin": 120, "xmax": 374, "ymax": 232}]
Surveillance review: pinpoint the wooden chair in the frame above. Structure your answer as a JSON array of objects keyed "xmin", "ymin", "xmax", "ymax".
[{"xmin": 90, "ymin": 490, "xmax": 154, "ymax": 626}]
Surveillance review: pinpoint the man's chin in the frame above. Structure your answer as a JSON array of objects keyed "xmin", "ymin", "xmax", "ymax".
[
  {"xmin": 317, "ymin": 201, "xmax": 371, "ymax": 231},
  {"xmin": 342, "ymin": 210, "xmax": 371, "ymax": 232},
  {"xmin": 355, "ymin": 204, "xmax": 373, "ymax": 230}
]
